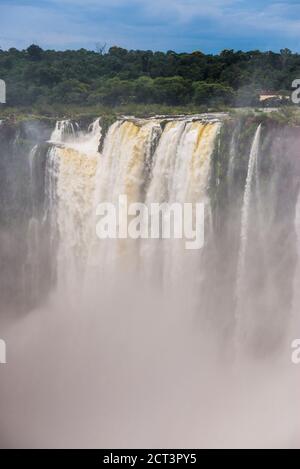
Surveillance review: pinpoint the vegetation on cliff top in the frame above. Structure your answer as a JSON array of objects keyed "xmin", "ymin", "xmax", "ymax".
[{"xmin": 0, "ymin": 45, "xmax": 297, "ymax": 115}]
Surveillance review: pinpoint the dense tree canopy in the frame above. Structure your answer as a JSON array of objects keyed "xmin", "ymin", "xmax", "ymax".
[{"xmin": 0, "ymin": 45, "xmax": 296, "ymax": 109}]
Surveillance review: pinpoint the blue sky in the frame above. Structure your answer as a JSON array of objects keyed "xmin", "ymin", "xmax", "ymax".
[{"xmin": 1, "ymin": 0, "xmax": 300, "ymax": 53}]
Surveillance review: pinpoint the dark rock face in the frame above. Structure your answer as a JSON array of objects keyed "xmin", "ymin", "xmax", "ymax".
[{"xmin": 0, "ymin": 120, "xmax": 53, "ymax": 315}]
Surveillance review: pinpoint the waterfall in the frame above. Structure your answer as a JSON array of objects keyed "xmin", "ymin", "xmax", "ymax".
[
  {"xmin": 46, "ymin": 119, "xmax": 102, "ymax": 297},
  {"xmin": 40, "ymin": 116, "xmax": 220, "ymax": 297},
  {"xmin": 26, "ymin": 144, "xmax": 40, "ymax": 306},
  {"xmin": 7, "ymin": 115, "xmax": 298, "ymax": 336},
  {"xmin": 227, "ymin": 122, "xmax": 240, "ymax": 194},
  {"xmin": 50, "ymin": 119, "xmax": 79, "ymax": 143},
  {"xmin": 235, "ymin": 124, "xmax": 262, "ymax": 347},
  {"xmin": 90, "ymin": 119, "xmax": 162, "ymax": 277},
  {"xmin": 26, "ymin": 217, "xmax": 40, "ymax": 306},
  {"xmin": 94, "ymin": 120, "xmax": 160, "ymax": 207},
  {"xmin": 144, "ymin": 120, "xmax": 220, "ymax": 289},
  {"xmin": 3, "ymin": 113, "xmax": 298, "ymax": 346},
  {"xmin": 1, "ymin": 114, "xmax": 300, "ymax": 448}
]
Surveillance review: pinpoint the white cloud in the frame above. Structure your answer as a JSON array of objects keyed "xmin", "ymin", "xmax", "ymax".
[
  {"xmin": 222, "ymin": 2, "xmax": 300, "ymax": 39},
  {"xmin": 53, "ymin": 0, "xmax": 300, "ymax": 38},
  {"xmin": 1, "ymin": 1, "xmax": 300, "ymax": 51}
]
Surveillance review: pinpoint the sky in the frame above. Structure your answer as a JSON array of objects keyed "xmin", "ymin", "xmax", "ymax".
[{"xmin": 1, "ymin": 0, "xmax": 300, "ymax": 53}]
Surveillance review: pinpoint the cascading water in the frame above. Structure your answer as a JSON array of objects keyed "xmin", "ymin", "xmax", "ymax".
[
  {"xmin": 22, "ymin": 116, "xmax": 300, "ymax": 340},
  {"xmin": 235, "ymin": 124, "xmax": 262, "ymax": 348},
  {"xmin": 227, "ymin": 122, "xmax": 241, "ymax": 195},
  {"xmin": 143, "ymin": 120, "xmax": 220, "ymax": 290},
  {"xmin": 0, "ymin": 114, "xmax": 299, "ymax": 448},
  {"xmin": 46, "ymin": 119, "xmax": 101, "ymax": 298},
  {"xmin": 90, "ymin": 119, "xmax": 162, "ymax": 279},
  {"xmin": 51, "ymin": 117, "xmax": 220, "ymax": 298},
  {"xmin": 50, "ymin": 119, "xmax": 79, "ymax": 144}
]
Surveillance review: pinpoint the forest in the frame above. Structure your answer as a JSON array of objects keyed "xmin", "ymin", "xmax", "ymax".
[{"xmin": 0, "ymin": 45, "xmax": 297, "ymax": 114}]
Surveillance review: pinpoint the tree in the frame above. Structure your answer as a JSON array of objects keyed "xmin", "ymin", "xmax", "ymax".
[
  {"xmin": 108, "ymin": 46, "xmax": 128, "ymax": 58},
  {"xmin": 0, "ymin": 45, "xmax": 297, "ymax": 109},
  {"xmin": 193, "ymin": 82, "xmax": 234, "ymax": 106},
  {"xmin": 134, "ymin": 76, "xmax": 154, "ymax": 103},
  {"xmin": 153, "ymin": 77, "xmax": 191, "ymax": 105},
  {"xmin": 26, "ymin": 44, "xmax": 43, "ymax": 61}
]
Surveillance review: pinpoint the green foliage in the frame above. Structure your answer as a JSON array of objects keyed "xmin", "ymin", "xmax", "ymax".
[
  {"xmin": 193, "ymin": 82, "xmax": 234, "ymax": 105},
  {"xmin": 26, "ymin": 44, "xmax": 43, "ymax": 61},
  {"xmin": 152, "ymin": 76, "xmax": 191, "ymax": 105},
  {"xmin": 0, "ymin": 45, "xmax": 299, "ymax": 111}
]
